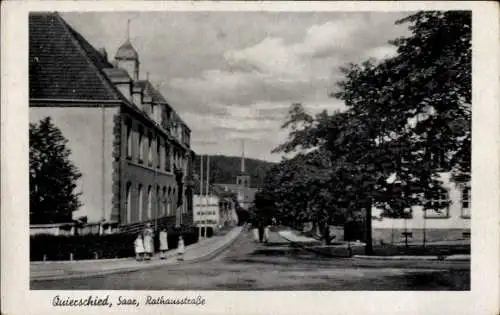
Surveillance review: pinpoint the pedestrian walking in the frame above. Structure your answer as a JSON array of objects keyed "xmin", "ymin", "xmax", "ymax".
[
  {"xmin": 264, "ymin": 225, "xmax": 270, "ymax": 243},
  {"xmin": 159, "ymin": 227, "xmax": 168, "ymax": 260},
  {"xmin": 177, "ymin": 235, "xmax": 185, "ymax": 261},
  {"xmin": 134, "ymin": 233, "xmax": 145, "ymax": 261},
  {"xmin": 143, "ymin": 223, "xmax": 154, "ymax": 260},
  {"xmin": 252, "ymin": 226, "xmax": 259, "ymax": 242}
]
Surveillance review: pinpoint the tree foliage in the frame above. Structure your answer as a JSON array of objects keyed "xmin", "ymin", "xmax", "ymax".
[
  {"xmin": 254, "ymin": 11, "xmax": 471, "ymax": 252},
  {"xmin": 30, "ymin": 117, "xmax": 82, "ymax": 224}
]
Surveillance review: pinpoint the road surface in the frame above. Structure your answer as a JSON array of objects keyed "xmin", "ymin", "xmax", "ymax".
[{"xmin": 31, "ymin": 229, "xmax": 470, "ymax": 290}]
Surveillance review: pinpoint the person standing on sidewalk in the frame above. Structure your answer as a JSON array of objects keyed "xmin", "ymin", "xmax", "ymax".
[
  {"xmin": 264, "ymin": 225, "xmax": 270, "ymax": 243},
  {"xmin": 143, "ymin": 223, "xmax": 154, "ymax": 260},
  {"xmin": 134, "ymin": 233, "xmax": 145, "ymax": 261},
  {"xmin": 159, "ymin": 227, "xmax": 169, "ymax": 260},
  {"xmin": 177, "ymin": 235, "xmax": 185, "ymax": 261}
]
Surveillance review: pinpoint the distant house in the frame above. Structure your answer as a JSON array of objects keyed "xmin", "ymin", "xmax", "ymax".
[
  {"xmin": 29, "ymin": 12, "xmax": 195, "ymax": 235},
  {"xmin": 193, "ymin": 184, "xmax": 238, "ymax": 229}
]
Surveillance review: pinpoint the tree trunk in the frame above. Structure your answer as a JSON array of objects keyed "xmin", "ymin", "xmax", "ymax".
[
  {"xmin": 322, "ymin": 225, "xmax": 331, "ymax": 245},
  {"xmin": 364, "ymin": 205, "xmax": 373, "ymax": 255},
  {"xmin": 318, "ymin": 221, "xmax": 331, "ymax": 245}
]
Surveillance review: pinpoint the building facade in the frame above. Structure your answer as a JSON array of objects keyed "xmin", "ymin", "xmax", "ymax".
[
  {"xmin": 29, "ymin": 12, "xmax": 195, "ymax": 235},
  {"xmin": 193, "ymin": 188, "xmax": 238, "ymax": 229},
  {"xmin": 371, "ymin": 172, "xmax": 471, "ymax": 244}
]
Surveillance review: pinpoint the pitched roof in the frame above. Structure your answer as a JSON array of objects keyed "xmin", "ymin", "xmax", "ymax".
[
  {"xmin": 29, "ymin": 12, "xmax": 125, "ymax": 101},
  {"xmin": 135, "ymin": 80, "xmax": 168, "ymax": 104},
  {"xmin": 102, "ymin": 68, "xmax": 132, "ymax": 84}
]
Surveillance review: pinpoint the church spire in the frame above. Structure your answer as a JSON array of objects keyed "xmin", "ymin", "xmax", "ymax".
[
  {"xmin": 241, "ymin": 139, "xmax": 245, "ymax": 173},
  {"xmin": 126, "ymin": 18, "xmax": 131, "ymax": 42}
]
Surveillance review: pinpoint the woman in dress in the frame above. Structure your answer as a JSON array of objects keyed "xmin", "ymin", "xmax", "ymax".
[
  {"xmin": 159, "ymin": 227, "xmax": 168, "ymax": 260},
  {"xmin": 143, "ymin": 223, "xmax": 154, "ymax": 260},
  {"xmin": 134, "ymin": 233, "xmax": 145, "ymax": 261}
]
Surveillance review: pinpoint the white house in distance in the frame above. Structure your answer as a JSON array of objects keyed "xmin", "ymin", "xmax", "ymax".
[
  {"xmin": 193, "ymin": 155, "xmax": 238, "ymax": 231},
  {"xmin": 193, "ymin": 194, "xmax": 220, "ymax": 228},
  {"xmin": 371, "ymin": 172, "xmax": 470, "ymax": 245}
]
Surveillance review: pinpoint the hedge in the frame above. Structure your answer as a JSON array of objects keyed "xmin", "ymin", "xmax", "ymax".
[{"xmin": 30, "ymin": 227, "xmax": 201, "ymax": 261}]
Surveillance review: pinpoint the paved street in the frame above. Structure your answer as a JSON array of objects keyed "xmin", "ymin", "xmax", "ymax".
[{"xmin": 31, "ymin": 229, "xmax": 470, "ymax": 290}]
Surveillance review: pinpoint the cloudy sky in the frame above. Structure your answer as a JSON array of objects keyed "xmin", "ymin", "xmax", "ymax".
[{"xmin": 62, "ymin": 11, "xmax": 411, "ymax": 163}]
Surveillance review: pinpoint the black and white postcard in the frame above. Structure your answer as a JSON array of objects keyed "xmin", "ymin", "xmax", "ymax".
[{"xmin": 1, "ymin": 1, "xmax": 499, "ymax": 315}]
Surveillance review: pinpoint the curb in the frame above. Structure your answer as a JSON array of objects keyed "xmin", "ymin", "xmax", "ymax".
[
  {"xmin": 278, "ymin": 230, "xmax": 470, "ymax": 261},
  {"xmin": 353, "ymin": 255, "xmax": 439, "ymax": 261},
  {"xmin": 352, "ymin": 254, "xmax": 470, "ymax": 261},
  {"xmin": 31, "ymin": 226, "xmax": 245, "ymax": 282}
]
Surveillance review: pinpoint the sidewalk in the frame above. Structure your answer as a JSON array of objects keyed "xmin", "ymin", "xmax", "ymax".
[
  {"xmin": 276, "ymin": 228, "xmax": 470, "ymax": 261},
  {"xmin": 31, "ymin": 225, "xmax": 244, "ymax": 281}
]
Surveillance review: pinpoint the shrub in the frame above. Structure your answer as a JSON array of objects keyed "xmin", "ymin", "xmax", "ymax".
[
  {"xmin": 31, "ymin": 233, "xmax": 136, "ymax": 261},
  {"xmin": 31, "ymin": 227, "xmax": 202, "ymax": 261}
]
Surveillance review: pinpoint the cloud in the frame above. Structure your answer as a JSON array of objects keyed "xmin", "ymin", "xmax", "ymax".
[
  {"xmin": 63, "ymin": 11, "xmax": 410, "ymax": 162},
  {"xmin": 363, "ymin": 44, "xmax": 399, "ymax": 60}
]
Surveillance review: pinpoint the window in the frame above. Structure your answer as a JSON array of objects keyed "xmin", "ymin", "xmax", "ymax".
[
  {"xmin": 165, "ymin": 144, "xmax": 171, "ymax": 172},
  {"xmin": 138, "ymin": 128, "xmax": 144, "ymax": 162},
  {"xmin": 183, "ymin": 195, "xmax": 187, "ymax": 214},
  {"xmin": 161, "ymin": 186, "xmax": 167, "ymax": 216},
  {"xmin": 126, "ymin": 123, "xmax": 132, "ymax": 158},
  {"xmin": 425, "ymin": 188, "xmax": 450, "ymax": 218},
  {"xmin": 461, "ymin": 186, "xmax": 471, "ymax": 218},
  {"xmin": 125, "ymin": 182, "xmax": 132, "ymax": 223},
  {"xmin": 148, "ymin": 134, "xmax": 153, "ymax": 166},
  {"xmin": 147, "ymin": 185, "xmax": 153, "ymax": 219},
  {"xmin": 173, "ymin": 188, "xmax": 176, "ymax": 207},
  {"xmin": 138, "ymin": 184, "xmax": 143, "ymax": 221},
  {"xmin": 430, "ymin": 149, "xmax": 448, "ymax": 171},
  {"xmin": 156, "ymin": 186, "xmax": 160, "ymax": 218},
  {"xmin": 167, "ymin": 187, "xmax": 172, "ymax": 216},
  {"xmin": 156, "ymin": 139, "xmax": 161, "ymax": 168}
]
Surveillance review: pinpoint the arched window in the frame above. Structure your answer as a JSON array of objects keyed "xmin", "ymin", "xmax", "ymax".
[
  {"xmin": 167, "ymin": 187, "xmax": 172, "ymax": 216},
  {"xmin": 162, "ymin": 186, "xmax": 167, "ymax": 215},
  {"xmin": 147, "ymin": 185, "xmax": 153, "ymax": 219},
  {"xmin": 126, "ymin": 182, "xmax": 132, "ymax": 223},
  {"xmin": 165, "ymin": 144, "xmax": 170, "ymax": 171},
  {"xmin": 138, "ymin": 184, "xmax": 143, "ymax": 221},
  {"xmin": 172, "ymin": 188, "xmax": 177, "ymax": 210},
  {"xmin": 148, "ymin": 134, "xmax": 153, "ymax": 166},
  {"xmin": 156, "ymin": 185, "xmax": 160, "ymax": 218},
  {"xmin": 126, "ymin": 124, "xmax": 132, "ymax": 158},
  {"xmin": 138, "ymin": 128, "xmax": 144, "ymax": 162}
]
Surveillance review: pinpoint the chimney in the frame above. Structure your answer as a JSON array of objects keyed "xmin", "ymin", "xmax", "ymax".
[{"xmin": 98, "ymin": 48, "xmax": 108, "ymax": 62}]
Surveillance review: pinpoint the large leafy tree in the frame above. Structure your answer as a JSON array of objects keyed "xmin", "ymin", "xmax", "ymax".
[
  {"xmin": 334, "ymin": 10, "xmax": 471, "ymax": 211},
  {"xmin": 261, "ymin": 11, "xmax": 471, "ymax": 254},
  {"xmin": 30, "ymin": 117, "xmax": 82, "ymax": 224}
]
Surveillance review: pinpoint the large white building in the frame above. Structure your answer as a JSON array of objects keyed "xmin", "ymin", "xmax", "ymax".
[{"xmin": 372, "ymin": 172, "xmax": 470, "ymax": 244}]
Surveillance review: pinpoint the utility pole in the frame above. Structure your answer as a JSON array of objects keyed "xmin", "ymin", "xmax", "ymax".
[
  {"xmin": 154, "ymin": 136, "xmax": 158, "ymax": 232},
  {"xmin": 205, "ymin": 155, "xmax": 210, "ymax": 238},
  {"xmin": 100, "ymin": 103, "xmax": 105, "ymax": 235},
  {"xmin": 199, "ymin": 154, "xmax": 203, "ymax": 239}
]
